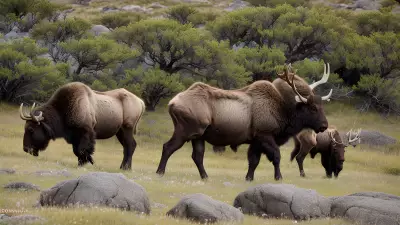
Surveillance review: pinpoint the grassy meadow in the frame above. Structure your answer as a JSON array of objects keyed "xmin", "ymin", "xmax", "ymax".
[{"xmin": 0, "ymin": 101, "xmax": 400, "ymax": 225}]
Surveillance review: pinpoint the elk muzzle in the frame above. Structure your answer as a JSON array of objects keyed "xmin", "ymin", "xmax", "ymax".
[{"xmin": 23, "ymin": 147, "xmax": 39, "ymax": 156}]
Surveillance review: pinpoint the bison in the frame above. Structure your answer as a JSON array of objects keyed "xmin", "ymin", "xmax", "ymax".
[
  {"xmin": 19, "ymin": 82, "xmax": 145, "ymax": 170},
  {"xmin": 156, "ymin": 63, "xmax": 333, "ymax": 181},
  {"xmin": 290, "ymin": 128, "xmax": 361, "ymax": 178}
]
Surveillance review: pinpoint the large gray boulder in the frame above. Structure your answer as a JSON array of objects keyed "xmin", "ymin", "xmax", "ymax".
[
  {"xmin": 233, "ymin": 183, "xmax": 331, "ymax": 220},
  {"xmin": 3, "ymin": 182, "xmax": 40, "ymax": 191},
  {"xmin": 167, "ymin": 193, "xmax": 244, "ymax": 224},
  {"xmin": 330, "ymin": 192, "xmax": 400, "ymax": 225},
  {"xmin": 38, "ymin": 172, "xmax": 150, "ymax": 214},
  {"xmin": 0, "ymin": 214, "xmax": 46, "ymax": 224}
]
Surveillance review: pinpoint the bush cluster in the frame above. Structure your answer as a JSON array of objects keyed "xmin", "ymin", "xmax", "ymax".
[{"xmin": 0, "ymin": 0, "xmax": 399, "ymax": 114}]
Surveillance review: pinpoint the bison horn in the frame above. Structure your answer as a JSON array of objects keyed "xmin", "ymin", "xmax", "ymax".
[
  {"xmin": 19, "ymin": 103, "xmax": 32, "ymax": 121},
  {"xmin": 309, "ymin": 63, "xmax": 330, "ymax": 90}
]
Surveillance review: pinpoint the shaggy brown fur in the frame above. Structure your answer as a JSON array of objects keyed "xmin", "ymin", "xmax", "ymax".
[
  {"xmin": 156, "ymin": 64, "xmax": 333, "ymax": 181},
  {"xmin": 290, "ymin": 127, "xmax": 360, "ymax": 178},
  {"xmin": 20, "ymin": 82, "xmax": 145, "ymax": 170}
]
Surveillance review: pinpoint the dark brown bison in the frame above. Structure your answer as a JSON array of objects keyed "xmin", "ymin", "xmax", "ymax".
[
  {"xmin": 156, "ymin": 63, "xmax": 333, "ymax": 181},
  {"xmin": 290, "ymin": 128, "xmax": 361, "ymax": 178},
  {"xmin": 19, "ymin": 82, "xmax": 145, "ymax": 170}
]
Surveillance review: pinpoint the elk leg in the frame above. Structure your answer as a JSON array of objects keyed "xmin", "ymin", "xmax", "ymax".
[
  {"xmin": 245, "ymin": 141, "xmax": 262, "ymax": 181},
  {"xmin": 296, "ymin": 151, "xmax": 308, "ymax": 177},
  {"xmin": 116, "ymin": 127, "xmax": 136, "ymax": 170},
  {"xmin": 290, "ymin": 136, "xmax": 301, "ymax": 162},
  {"xmin": 156, "ymin": 131, "xmax": 186, "ymax": 176},
  {"xmin": 192, "ymin": 139, "xmax": 208, "ymax": 180}
]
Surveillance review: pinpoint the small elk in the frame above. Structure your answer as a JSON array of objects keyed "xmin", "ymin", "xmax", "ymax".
[
  {"xmin": 19, "ymin": 82, "xmax": 145, "ymax": 170},
  {"xmin": 291, "ymin": 128, "xmax": 361, "ymax": 178}
]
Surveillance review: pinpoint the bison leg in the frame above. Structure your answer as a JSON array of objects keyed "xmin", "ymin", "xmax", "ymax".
[
  {"xmin": 156, "ymin": 131, "xmax": 186, "ymax": 176},
  {"xmin": 192, "ymin": 139, "xmax": 208, "ymax": 180},
  {"xmin": 321, "ymin": 153, "xmax": 333, "ymax": 178},
  {"xmin": 71, "ymin": 127, "xmax": 95, "ymax": 167},
  {"xmin": 259, "ymin": 136, "xmax": 282, "ymax": 181},
  {"xmin": 245, "ymin": 141, "xmax": 262, "ymax": 182},
  {"xmin": 116, "ymin": 127, "xmax": 137, "ymax": 170}
]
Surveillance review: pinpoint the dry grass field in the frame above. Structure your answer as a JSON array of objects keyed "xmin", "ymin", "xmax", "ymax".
[{"xmin": 0, "ymin": 101, "xmax": 400, "ymax": 225}]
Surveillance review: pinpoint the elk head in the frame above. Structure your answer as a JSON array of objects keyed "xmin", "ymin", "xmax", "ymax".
[
  {"xmin": 328, "ymin": 129, "xmax": 346, "ymax": 178},
  {"xmin": 278, "ymin": 63, "xmax": 333, "ymax": 133},
  {"xmin": 19, "ymin": 103, "xmax": 52, "ymax": 156}
]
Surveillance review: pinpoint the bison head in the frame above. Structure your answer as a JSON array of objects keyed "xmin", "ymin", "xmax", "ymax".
[
  {"xmin": 278, "ymin": 63, "xmax": 332, "ymax": 134},
  {"xmin": 326, "ymin": 130, "xmax": 346, "ymax": 178},
  {"xmin": 19, "ymin": 103, "xmax": 53, "ymax": 156}
]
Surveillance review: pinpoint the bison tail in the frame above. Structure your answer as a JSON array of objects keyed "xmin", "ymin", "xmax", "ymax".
[{"xmin": 133, "ymin": 99, "xmax": 146, "ymax": 135}]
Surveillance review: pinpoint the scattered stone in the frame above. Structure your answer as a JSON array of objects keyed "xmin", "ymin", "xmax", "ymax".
[
  {"xmin": 233, "ymin": 183, "xmax": 331, "ymax": 220},
  {"xmin": 4, "ymin": 31, "xmax": 29, "ymax": 40},
  {"xmin": 0, "ymin": 214, "xmax": 9, "ymax": 219},
  {"xmin": 171, "ymin": 0, "xmax": 210, "ymax": 3},
  {"xmin": 0, "ymin": 168, "xmax": 16, "ymax": 174},
  {"xmin": 121, "ymin": 5, "xmax": 151, "ymax": 13},
  {"xmin": 167, "ymin": 193, "xmax": 244, "ymax": 224},
  {"xmin": 102, "ymin": 6, "xmax": 120, "ymax": 13},
  {"xmin": 223, "ymin": 182, "xmax": 234, "ymax": 187},
  {"xmin": 225, "ymin": 0, "xmax": 250, "ymax": 11},
  {"xmin": 354, "ymin": 0, "xmax": 381, "ymax": 10},
  {"xmin": 3, "ymin": 182, "xmax": 40, "ymax": 191},
  {"xmin": 90, "ymin": 25, "xmax": 111, "ymax": 36},
  {"xmin": 331, "ymin": 192, "xmax": 400, "ymax": 225},
  {"xmin": 32, "ymin": 169, "xmax": 72, "ymax": 177},
  {"xmin": 149, "ymin": 2, "xmax": 168, "ymax": 9},
  {"xmin": 38, "ymin": 172, "xmax": 151, "ymax": 214},
  {"xmin": 152, "ymin": 202, "xmax": 167, "ymax": 209},
  {"xmin": 76, "ymin": 0, "xmax": 91, "ymax": 6},
  {"xmin": 0, "ymin": 214, "xmax": 46, "ymax": 224}
]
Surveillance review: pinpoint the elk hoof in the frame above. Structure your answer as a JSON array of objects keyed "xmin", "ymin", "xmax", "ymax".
[
  {"xmin": 245, "ymin": 176, "xmax": 253, "ymax": 182},
  {"xmin": 156, "ymin": 169, "xmax": 165, "ymax": 176},
  {"xmin": 300, "ymin": 172, "xmax": 306, "ymax": 177},
  {"xmin": 120, "ymin": 164, "xmax": 132, "ymax": 170}
]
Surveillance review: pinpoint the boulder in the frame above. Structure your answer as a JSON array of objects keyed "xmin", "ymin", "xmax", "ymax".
[
  {"xmin": 90, "ymin": 25, "xmax": 111, "ymax": 36},
  {"xmin": 3, "ymin": 182, "xmax": 40, "ymax": 191},
  {"xmin": 149, "ymin": 2, "xmax": 168, "ymax": 9},
  {"xmin": 0, "ymin": 214, "xmax": 46, "ymax": 224},
  {"xmin": 330, "ymin": 192, "xmax": 400, "ymax": 225},
  {"xmin": 38, "ymin": 172, "xmax": 150, "ymax": 214},
  {"xmin": 225, "ymin": 0, "xmax": 250, "ymax": 11},
  {"xmin": 233, "ymin": 183, "xmax": 331, "ymax": 220},
  {"xmin": 167, "ymin": 193, "xmax": 244, "ymax": 224}
]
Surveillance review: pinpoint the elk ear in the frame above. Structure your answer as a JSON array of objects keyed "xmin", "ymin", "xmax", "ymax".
[{"xmin": 42, "ymin": 122, "xmax": 55, "ymax": 140}]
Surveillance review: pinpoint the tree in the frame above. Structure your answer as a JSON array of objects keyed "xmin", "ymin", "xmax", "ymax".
[
  {"xmin": 353, "ymin": 10, "xmax": 400, "ymax": 36},
  {"xmin": 112, "ymin": 19, "xmax": 250, "ymax": 88},
  {"xmin": 0, "ymin": 38, "xmax": 67, "ymax": 103},
  {"xmin": 166, "ymin": 4, "xmax": 198, "ymax": 25},
  {"xmin": 60, "ymin": 36, "xmax": 138, "ymax": 76},
  {"xmin": 0, "ymin": 0, "xmax": 63, "ymax": 32},
  {"xmin": 31, "ymin": 18, "xmax": 91, "ymax": 63},
  {"xmin": 94, "ymin": 11, "xmax": 145, "ymax": 30},
  {"xmin": 235, "ymin": 46, "xmax": 286, "ymax": 81},
  {"xmin": 208, "ymin": 5, "xmax": 352, "ymax": 63},
  {"xmin": 121, "ymin": 67, "xmax": 185, "ymax": 111},
  {"xmin": 246, "ymin": 0, "xmax": 311, "ymax": 7}
]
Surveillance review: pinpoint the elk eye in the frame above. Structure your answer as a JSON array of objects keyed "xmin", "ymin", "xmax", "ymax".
[{"xmin": 28, "ymin": 127, "xmax": 34, "ymax": 133}]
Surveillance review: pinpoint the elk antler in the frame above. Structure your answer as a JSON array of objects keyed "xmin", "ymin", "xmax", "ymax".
[
  {"xmin": 277, "ymin": 65, "xmax": 308, "ymax": 103},
  {"xmin": 309, "ymin": 63, "xmax": 330, "ymax": 90},
  {"xmin": 347, "ymin": 128, "xmax": 361, "ymax": 144},
  {"xmin": 309, "ymin": 63, "xmax": 333, "ymax": 102},
  {"xmin": 328, "ymin": 129, "xmax": 345, "ymax": 146}
]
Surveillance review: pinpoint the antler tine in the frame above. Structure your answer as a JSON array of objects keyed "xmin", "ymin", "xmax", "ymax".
[{"xmin": 309, "ymin": 63, "xmax": 330, "ymax": 90}]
